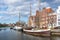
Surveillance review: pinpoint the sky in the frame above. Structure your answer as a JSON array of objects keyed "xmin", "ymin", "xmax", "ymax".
[{"xmin": 0, "ymin": 0, "xmax": 60, "ymax": 24}]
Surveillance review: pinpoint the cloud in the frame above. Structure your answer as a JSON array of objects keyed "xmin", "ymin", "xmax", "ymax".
[
  {"xmin": 40, "ymin": 2, "xmax": 50, "ymax": 9},
  {"xmin": 4, "ymin": 0, "xmax": 23, "ymax": 5},
  {"xmin": 2, "ymin": 0, "xmax": 49, "ymax": 16},
  {"xmin": 5, "ymin": 0, "xmax": 17, "ymax": 4},
  {"xmin": 0, "ymin": 0, "xmax": 50, "ymax": 23},
  {"xmin": 56, "ymin": 6, "xmax": 60, "ymax": 13},
  {"xmin": 0, "ymin": 16, "xmax": 4, "ymax": 19},
  {"xmin": 53, "ymin": 0, "xmax": 60, "ymax": 3}
]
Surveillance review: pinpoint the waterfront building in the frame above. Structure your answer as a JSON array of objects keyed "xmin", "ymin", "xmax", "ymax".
[
  {"xmin": 28, "ymin": 7, "xmax": 57, "ymax": 29},
  {"xmin": 28, "ymin": 16, "xmax": 35, "ymax": 27},
  {"xmin": 56, "ymin": 6, "xmax": 60, "ymax": 27}
]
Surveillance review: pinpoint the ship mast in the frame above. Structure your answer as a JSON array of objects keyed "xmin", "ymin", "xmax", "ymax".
[
  {"xmin": 30, "ymin": 3, "xmax": 32, "ymax": 27},
  {"xmin": 29, "ymin": 3, "xmax": 32, "ymax": 27},
  {"xmin": 19, "ymin": 11, "xmax": 20, "ymax": 26},
  {"xmin": 38, "ymin": 0, "xmax": 40, "ymax": 28},
  {"xmin": 38, "ymin": 0, "xmax": 40, "ymax": 10},
  {"xmin": 30, "ymin": 3, "xmax": 32, "ymax": 16}
]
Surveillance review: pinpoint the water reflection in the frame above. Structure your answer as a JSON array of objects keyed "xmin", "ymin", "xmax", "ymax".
[{"xmin": 0, "ymin": 27, "xmax": 60, "ymax": 40}]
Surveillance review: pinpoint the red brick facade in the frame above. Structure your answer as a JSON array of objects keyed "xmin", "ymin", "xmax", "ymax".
[{"xmin": 28, "ymin": 7, "xmax": 56, "ymax": 29}]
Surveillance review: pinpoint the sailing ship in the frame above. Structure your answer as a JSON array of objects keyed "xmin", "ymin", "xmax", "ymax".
[
  {"xmin": 13, "ymin": 25, "xmax": 22, "ymax": 30},
  {"xmin": 23, "ymin": 2, "xmax": 51, "ymax": 36},
  {"xmin": 13, "ymin": 11, "xmax": 23, "ymax": 31}
]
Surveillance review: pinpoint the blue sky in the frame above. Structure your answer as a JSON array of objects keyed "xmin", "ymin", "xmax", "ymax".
[{"xmin": 0, "ymin": 0, "xmax": 60, "ymax": 24}]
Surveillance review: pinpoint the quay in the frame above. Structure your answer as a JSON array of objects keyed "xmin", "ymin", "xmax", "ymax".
[{"xmin": 51, "ymin": 29, "xmax": 60, "ymax": 36}]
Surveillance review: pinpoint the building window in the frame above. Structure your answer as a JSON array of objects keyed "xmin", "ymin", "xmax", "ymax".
[
  {"xmin": 58, "ymin": 22, "xmax": 60, "ymax": 25},
  {"xmin": 35, "ymin": 17, "xmax": 39, "ymax": 22},
  {"xmin": 58, "ymin": 19, "xmax": 60, "ymax": 21},
  {"xmin": 41, "ymin": 18, "xmax": 45, "ymax": 20}
]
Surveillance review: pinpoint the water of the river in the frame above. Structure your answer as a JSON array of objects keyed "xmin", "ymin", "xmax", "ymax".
[{"xmin": 0, "ymin": 27, "xmax": 60, "ymax": 40}]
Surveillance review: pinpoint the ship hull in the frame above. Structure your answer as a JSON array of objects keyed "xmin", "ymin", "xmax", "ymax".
[
  {"xmin": 23, "ymin": 29, "xmax": 50, "ymax": 36},
  {"xmin": 13, "ymin": 26, "xmax": 23, "ymax": 31}
]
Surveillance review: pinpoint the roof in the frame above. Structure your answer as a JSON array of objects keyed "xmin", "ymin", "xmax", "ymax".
[{"xmin": 43, "ymin": 7, "xmax": 53, "ymax": 13}]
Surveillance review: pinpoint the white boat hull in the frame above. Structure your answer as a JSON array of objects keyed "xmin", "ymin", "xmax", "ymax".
[
  {"xmin": 13, "ymin": 26, "xmax": 22, "ymax": 30},
  {"xmin": 23, "ymin": 29, "xmax": 50, "ymax": 32}
]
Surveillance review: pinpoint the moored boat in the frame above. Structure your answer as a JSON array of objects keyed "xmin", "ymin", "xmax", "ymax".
[
  {"xmin": 23, "ymin": 3, "xmax": 51, "ymax": 36},
  {"xmin": 23, "ymin": 28, "xmax": 50, "ymax": 36},
  {"xmin": 10, "ymin": 27, "xmax": 13, "ymax": 29},
  {"xmin": 13, "ymin": 26, "xmax": 23, "ymax": 31}
]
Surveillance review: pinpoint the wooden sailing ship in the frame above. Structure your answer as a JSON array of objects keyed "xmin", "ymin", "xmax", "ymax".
[
  {"xmin": 13, "ymin": 11, "xmax": 23, "ymax": 31},
  {"xmin": 23, "ymin": 1, "xmax": 51, "ymax": 36}
]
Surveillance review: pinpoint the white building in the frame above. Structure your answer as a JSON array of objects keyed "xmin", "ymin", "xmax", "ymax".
[{"xmin": 56, "ymin": 6, "xmax": 60, "ymax": 26}]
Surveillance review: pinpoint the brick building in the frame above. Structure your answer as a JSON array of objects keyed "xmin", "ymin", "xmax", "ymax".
[{"xmin": 28, "ymin": 7, "xmax": 57, "ymax": 29}]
